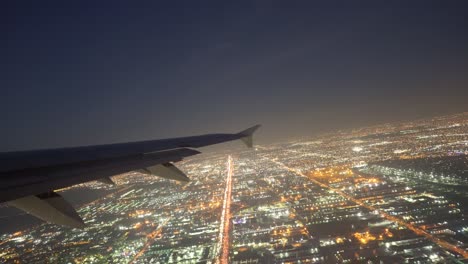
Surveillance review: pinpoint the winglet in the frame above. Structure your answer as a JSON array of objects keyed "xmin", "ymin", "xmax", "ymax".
[{"xmin": 237, "ymin": 125, "xmax": 261, "ymax": 148}]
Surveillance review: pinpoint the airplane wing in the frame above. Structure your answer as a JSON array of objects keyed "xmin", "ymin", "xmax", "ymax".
[{"xmin": 0, "ymin": 125, "xmax": 260, "ymax": 228}]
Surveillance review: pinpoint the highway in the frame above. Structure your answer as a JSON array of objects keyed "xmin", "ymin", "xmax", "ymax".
[{"xmin": 216, "ymin": 155, "xmax": 233, "ymax": 264}]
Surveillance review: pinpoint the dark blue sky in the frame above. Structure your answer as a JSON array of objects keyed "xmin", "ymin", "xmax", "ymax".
[{"xmin": 2, "ymin": 1, "xmax": 468, "ymax": 151}]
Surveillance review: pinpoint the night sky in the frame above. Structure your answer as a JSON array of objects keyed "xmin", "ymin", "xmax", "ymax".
[{"xmin": 2, "ymin": 1, "xmax": 468, "ymax": 151}]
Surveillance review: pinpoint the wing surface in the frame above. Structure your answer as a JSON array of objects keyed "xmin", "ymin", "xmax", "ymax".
[{"xmin": 0, "ymin": 125, "xmax": 260, "ymax": 227}]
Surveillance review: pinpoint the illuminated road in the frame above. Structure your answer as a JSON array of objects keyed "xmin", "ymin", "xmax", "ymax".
[
  {"xmin": 216, "ymin": 155, "xmax": 234, "ymax": 264},
  {"xmin": 129, "ymin": 217, "xmax": 171, "ymax": 264},
  {"xmin": 269, "ymin": 159, "xmax": 468, "ymax": 259}
]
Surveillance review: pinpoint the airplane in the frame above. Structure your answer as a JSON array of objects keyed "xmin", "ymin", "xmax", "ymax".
[{"xmin": 0, "ymin": 125, "xmax": 260, "ymax": 228}]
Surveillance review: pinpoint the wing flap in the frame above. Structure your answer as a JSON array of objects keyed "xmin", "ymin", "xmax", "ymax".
[
  {"xmin": 7, "ymin": 192, "xmax": 85, "ymax": 229},
  {"xmin": 140, "ymin": 163, "xmax": 189, "ymax": 182},
  {"xmin": 96, "ymin": 177, "xmax": 115, "ymax": 185}
]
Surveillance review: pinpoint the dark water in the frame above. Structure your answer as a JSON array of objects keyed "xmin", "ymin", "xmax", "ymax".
[{"xmin": 0, "ymin": 188, "xmax": 110, "ymax": 233}]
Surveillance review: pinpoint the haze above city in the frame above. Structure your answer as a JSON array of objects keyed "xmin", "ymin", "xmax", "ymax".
[{"xmin": 2, "ymin": 1, "xmax": 468, "ymax": 151}]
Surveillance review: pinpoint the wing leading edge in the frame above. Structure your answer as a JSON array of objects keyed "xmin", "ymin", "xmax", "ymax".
[{"xmin": 0, "ymin": 125, "xmax": 260, "ymax": 228}]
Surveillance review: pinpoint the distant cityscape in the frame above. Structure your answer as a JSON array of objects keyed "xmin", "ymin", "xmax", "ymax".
[{"xmin": 1, "ymin": 112, "xmax": 468, "ymax": 263}]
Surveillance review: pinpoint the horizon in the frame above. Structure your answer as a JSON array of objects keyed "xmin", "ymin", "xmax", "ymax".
[{"xmin": 2, "ymin": 111, "xmax": 468, "ymax": 152}]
